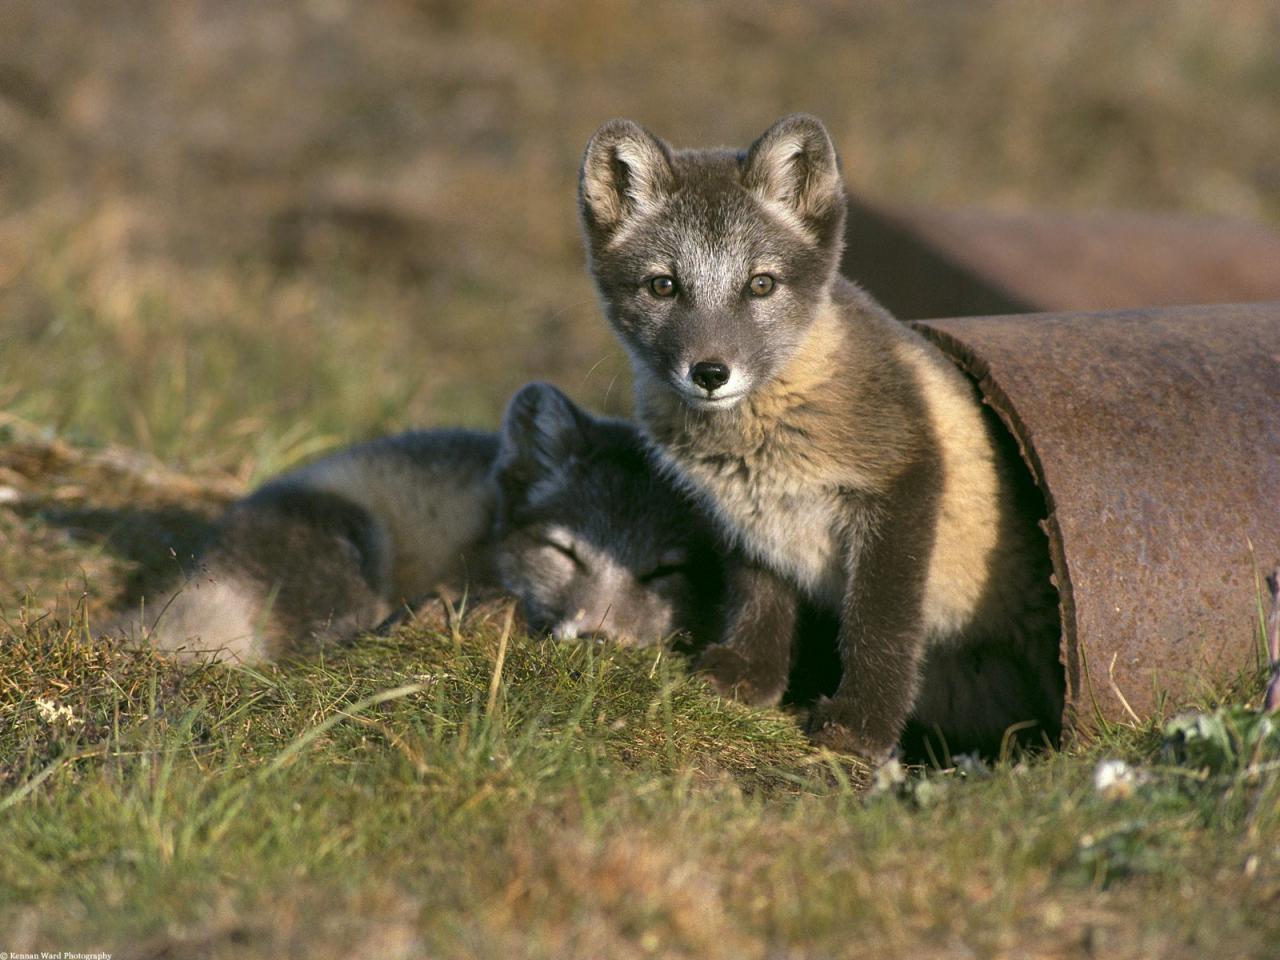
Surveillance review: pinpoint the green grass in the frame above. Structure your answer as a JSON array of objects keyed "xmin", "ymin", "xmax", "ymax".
[{"xmin": 2, "ymin": 602, "xmax": 1278, "ymax": 958}]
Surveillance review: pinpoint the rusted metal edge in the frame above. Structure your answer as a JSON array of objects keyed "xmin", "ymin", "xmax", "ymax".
[
  {"xmin": 911, "ymin": 321, "xmax": 1086, "ymax": 731},
  {"xmin": 914, "ymin": 303, "xmax": 1280, "ymax": 732}
]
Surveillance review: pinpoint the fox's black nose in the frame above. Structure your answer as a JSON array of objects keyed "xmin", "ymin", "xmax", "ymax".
[{"xmin": 690, "ymin": 360, "xmax": 730, "ymax": 392}]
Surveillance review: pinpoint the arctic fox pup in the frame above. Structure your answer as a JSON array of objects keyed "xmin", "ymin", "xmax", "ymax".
[{"xmin": 579, "ymin": 114, "xmax": 1062, "ymax": 757}]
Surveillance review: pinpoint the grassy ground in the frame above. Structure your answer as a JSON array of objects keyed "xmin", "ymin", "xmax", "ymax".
[
  {"xmin": 2, "ymin": 445, "xmax": 1279, "ymax": 960},
  {"xmin": 2, "ymin": 395, "xmax": 1279, "ymax": 959},
  {"xmin": 4, "ymin": 1, "xmax": 1280, "ymax": 955}
]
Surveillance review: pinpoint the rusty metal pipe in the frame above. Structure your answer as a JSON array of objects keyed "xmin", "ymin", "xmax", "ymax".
[
  {"xmin": 913, "ymin": 303, "xmax": 1280, "ymax": 732},
  {"xmin": 844, "ymin": 197, "xmax": 1280, "ymax": 319}
]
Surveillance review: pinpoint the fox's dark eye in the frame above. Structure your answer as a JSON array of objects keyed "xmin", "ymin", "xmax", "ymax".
[
  {"xmin": 748, "ymin": 274, "xmax": 775, "ymax": 297},
  {"xmin": 649, "ymin": 275, "xmax": 677, "ymax": 298}
]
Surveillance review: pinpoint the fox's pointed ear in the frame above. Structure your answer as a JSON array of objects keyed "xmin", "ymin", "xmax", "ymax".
[
  {"xmin": 742, "ymin": 114, "xmax": 845, "ymax": 243},
  {"xmin": 579, "ymin": 119, "xmax": 675, "ymax": 240},
  {"xmin": 495, "ymin": 382, "xmax": 590, "ymax": 488}
]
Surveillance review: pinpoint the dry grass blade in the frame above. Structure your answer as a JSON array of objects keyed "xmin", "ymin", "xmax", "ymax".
[
  {"xmin": 486, "ymin": 602, "xmax": 516, "ymax": 717},
  {"xmin": 1108, "ymin": 652, "xmax": 1143, "ymax": 726},
  {"xmin": 1264, "ymin": 567, "xmax": 1280, "ymax": 713}
]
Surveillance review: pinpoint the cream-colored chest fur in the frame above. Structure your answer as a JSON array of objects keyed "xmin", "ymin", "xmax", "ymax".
[{"xmin": 662, "ymin": 435, "xmax": 851, "ymax": 605}]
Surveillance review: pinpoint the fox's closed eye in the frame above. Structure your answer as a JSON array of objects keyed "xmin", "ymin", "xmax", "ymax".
[
  {"xmin": 537, "ymin": 536, "xmax": 583, "ymax": 568},
  {"xmin": 639, "ymin": 562, "xmax": 687, "ymax": 584}
]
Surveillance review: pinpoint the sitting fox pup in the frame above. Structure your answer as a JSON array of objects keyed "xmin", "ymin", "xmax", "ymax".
[
  {"xmin": 124, "ymin": 383, "xmax": 720, "ymax": 661},
  {"xmin": 579, "ymin": 114, "xmax": 1062, "ymax": 758}
]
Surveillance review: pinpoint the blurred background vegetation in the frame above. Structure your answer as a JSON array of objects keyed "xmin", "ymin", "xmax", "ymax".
[
  {"xmin": 3, "ymin": 9, "xmax": 1280, "ymax": 954},
  {"xmin": 3, "ymin": 0, "xmax": 1278, "ymax": 480}
]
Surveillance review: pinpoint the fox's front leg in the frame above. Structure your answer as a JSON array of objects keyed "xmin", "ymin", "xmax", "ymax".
[
  {"xmin": 809, "ymin": 481, "xmax": 935, "ymax": 760},
  {"xmin": 809, "ymin": 606, "xmax": 926, "ymax": 761},
  {"xmin": 697, "ymin": 560, "xmax": 799, "ymax": 706}
]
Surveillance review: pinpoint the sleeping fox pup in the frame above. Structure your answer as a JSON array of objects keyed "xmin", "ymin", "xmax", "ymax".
[
  {"xmin": 118, "ymin": 383, "xmax": 721, "ymax": 661},
  {"xmin": 579, "ymin": 114, "xmax": 1063, "ymax": 758}
]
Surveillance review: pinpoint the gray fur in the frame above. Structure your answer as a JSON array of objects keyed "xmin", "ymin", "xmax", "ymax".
[
  {"xmin": 119, "ymin": 383, "xmax": 720, "ymax": 662},
  {"xmin": 580, "ymin": 115, "xmax": 1062, "ymax": 758}
]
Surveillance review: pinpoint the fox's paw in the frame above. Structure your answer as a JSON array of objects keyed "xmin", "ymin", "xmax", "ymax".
[
  {"xmin": 806, "ymin": 696, "xmax": 896, "ymax": 763},
  {"xmin": 696, "ymin": 644, "xmax": 787, "ymax": 707}
]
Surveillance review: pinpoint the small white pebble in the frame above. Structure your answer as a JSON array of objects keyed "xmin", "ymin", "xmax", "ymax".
[
  {"xmin": 1093, "ymin": 758, "xmax": 1138, "ymax": 799},
  {"xmin": 0, "ymin": 485, "xmax": 21, "ymax": 504},
  {"xmin": 871, "ymin": 756, "xmax": 908, "ymax": 793},
  {"xmin": 953, "ymin": 753, "xmax": 989, "ymax": 777}
]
